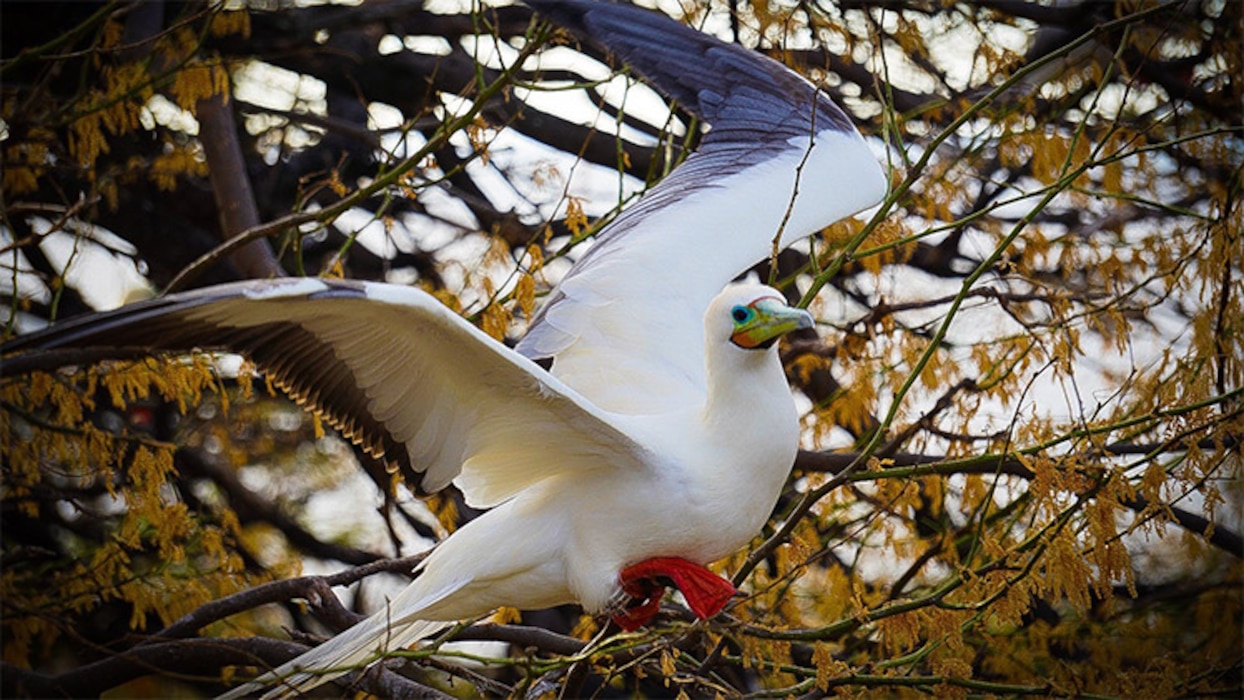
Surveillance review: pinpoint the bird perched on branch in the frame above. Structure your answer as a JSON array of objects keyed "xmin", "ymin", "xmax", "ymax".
[{"xmin": 1, "ymin": 0, "xmax": 886, "ymax": 696}]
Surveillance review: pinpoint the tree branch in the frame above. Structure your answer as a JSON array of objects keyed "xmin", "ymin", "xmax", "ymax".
[
  {"xmin": 143, "ymin": 552, "xmax": 430, "ymax": 643},
  {"xmin": 0, "ymin": 637, "xmax": 450, "ymax": 699},
  {"xmin": 794, "ymin": 445, "xmax": 1244, "ymax": 557},
  {"xmin": 196, "ymin": 91, "xmax": 285, "ymax": 280}
]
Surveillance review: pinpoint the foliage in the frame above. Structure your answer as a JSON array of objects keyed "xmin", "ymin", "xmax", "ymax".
[{"xmin": 1, "ymin": 0, "xmax": 1240, "ymax": 697}]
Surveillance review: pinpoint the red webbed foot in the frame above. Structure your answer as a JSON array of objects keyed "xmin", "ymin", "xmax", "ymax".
[{"xmin": 611, "ymin": 557, "xmax": 737, "ymax": 631}]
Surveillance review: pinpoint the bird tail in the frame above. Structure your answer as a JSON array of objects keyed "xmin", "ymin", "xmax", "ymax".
[{"xmin": 217, "ymin": 579, "xmax": 466, "ymax": 699}]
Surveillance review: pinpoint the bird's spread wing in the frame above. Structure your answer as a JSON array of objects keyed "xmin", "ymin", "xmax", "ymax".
[
  {"xmin": 517, "ymin": 0, "xmax": 888, "ymax": 413},
  {"xmin": 2, "ymin": 278, "xmax": 647, "ymax": 508}
]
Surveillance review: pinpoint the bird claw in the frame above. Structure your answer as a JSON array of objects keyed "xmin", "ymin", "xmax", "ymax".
[{"xmin": 610, "ymin": 557, "xmax": 737, "ymax": 631}]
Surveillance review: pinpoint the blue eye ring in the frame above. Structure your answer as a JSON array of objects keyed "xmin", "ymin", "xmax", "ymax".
[{"xmin": 731, "ymin": 305, "xmax": 752, "ymax": 323}]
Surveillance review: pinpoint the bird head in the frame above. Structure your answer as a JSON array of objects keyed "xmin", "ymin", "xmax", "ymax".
[{"xmin": 708, "ymin": 284, "xmax": 813, "ymax": 351}]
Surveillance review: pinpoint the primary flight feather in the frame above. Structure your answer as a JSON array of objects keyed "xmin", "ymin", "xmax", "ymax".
[{"xmin": 1, "ymin": 0, "xmax": 887, "ymax": 696}]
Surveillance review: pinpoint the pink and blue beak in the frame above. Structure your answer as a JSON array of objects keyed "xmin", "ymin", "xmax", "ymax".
[{"xmin": 729, "ymin": 297, "xmax": 814, "ymax": 350}]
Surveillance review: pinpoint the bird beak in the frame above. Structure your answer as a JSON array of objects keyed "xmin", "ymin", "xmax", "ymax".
[{"xmin": 730, "ymin": 298, "xmax": 814, "ymax": 350}]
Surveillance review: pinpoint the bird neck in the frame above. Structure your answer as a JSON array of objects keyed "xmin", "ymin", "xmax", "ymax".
[
  {"xmin": 693, "ymin": 341, "xmax": 800, "ymax": 532},
  {"xmin": 700, "ymin": 345, "xmax": 790, "ymax": 431}
]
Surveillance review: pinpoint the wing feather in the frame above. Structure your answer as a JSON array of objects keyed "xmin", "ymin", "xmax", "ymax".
[{"xmin": 2, "ymin": 279, "xmax": 648, "ymax": 508}]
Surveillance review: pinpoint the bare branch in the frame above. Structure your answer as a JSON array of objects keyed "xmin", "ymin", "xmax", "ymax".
[
  {"xmin": 196, "ymin": 92, "xmax": 285, "ymax": 280},
  {"xmin": 146, "ymin": 553, "xmax": 430, "ymax": 643},
  {"xmin": 1, "ymin": 637, "xmax": 450, "ymax": 699}
]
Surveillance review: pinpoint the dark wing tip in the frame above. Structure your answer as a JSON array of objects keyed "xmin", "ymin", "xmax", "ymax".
[{"xmin": 525, "ymin": 0, "xmax": 854, "ymax": 139}]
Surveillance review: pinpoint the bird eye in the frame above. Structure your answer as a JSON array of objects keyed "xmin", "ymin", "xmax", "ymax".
[{"xmin": 731, "ymin": 305, "xmax": 752, "ymax": 323}]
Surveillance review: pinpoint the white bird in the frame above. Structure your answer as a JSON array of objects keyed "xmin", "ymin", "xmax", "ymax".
[{"xmin": 1, "ymin": 0, "xmax": 887, "ymax": 696}]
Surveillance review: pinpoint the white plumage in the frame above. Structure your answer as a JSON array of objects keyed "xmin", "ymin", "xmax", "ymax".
[
  {"xmin": 196, "ymin": 282, "xmax": 810, "ymax": 697},
  {"xmin": 0, "ymin": 0, "xmax": 887, "ymax": 696}
]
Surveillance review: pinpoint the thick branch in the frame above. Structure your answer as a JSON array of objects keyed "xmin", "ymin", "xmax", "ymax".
[
  {"xmin": 0, "ymin": 637, "xmax": 449, "ymax": 699},
  {"xmin": 196, "ymin": 92, "xmax": 285, "ymax": 280},
  {"xmin": 145, "ymin": 553, "xmax": 430, "ymax": 643},
  {"xmin": 453, "ymin": 623, "xmax": 586, "ymax": 656}
]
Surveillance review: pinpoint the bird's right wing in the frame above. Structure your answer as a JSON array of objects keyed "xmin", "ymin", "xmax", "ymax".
[
  {"xmin": 2, "ymin": 278, "xmax": 649, "ymax": 509},
  {"xmin": 517, "ymin": 0, "xmax": 888, "ymax": 414}
]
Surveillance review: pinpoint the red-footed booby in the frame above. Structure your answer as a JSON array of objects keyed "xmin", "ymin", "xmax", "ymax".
[{"xmin": 1, "ymin": 1, "xmax": 887, "ymax": 696}]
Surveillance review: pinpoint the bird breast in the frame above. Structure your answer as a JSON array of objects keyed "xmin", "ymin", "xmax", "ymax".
[{"xmin": 560, "ymin": 390, "xmax": 799, "ymax": 611}]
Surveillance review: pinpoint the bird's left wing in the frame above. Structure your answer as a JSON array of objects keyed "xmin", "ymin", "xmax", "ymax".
[
  {"xmin": 517, "ymin": 0, "xmax": 888, "ymax": 414},
  {"xmin": 1, "ymin": 278, "xmax": 649, "ymax": 509}
]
